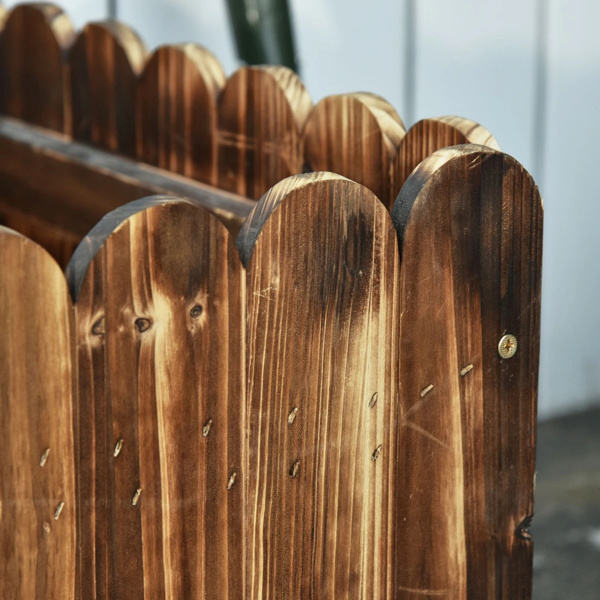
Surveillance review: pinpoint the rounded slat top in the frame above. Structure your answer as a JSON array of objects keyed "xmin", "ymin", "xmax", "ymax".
[
  {"xmin": 217, "ymin": 66, "xmax": 312, "ymax": 199},
  {"xmin": 0, "ymin": 3, "xmax": 74, "ymax": 130},
  {"xmin": 303, "ymin": 93, "xmax": 406, "ymax": 207}
]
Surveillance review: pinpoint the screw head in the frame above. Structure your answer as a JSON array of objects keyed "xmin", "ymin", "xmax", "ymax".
[{"xmin": 498, "ymin": 334, "xmax": 518, "ymax": 359}]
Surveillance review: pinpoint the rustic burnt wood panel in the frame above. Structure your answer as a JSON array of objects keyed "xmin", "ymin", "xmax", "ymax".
[
  {"xmin": 0, "ymin": 227, "xmax": 76, "ymax": 599},
  {"xmin": 238, "ymin": 173, "xmax": 400, "ymax": 598},
  {"xmin": 66, "ymin": 197, "xmax": 245, "ymax": 599},
  {"xmin": 68, "ymin": 21, "xmax": 147, "ymax": 155},
  {"xmin": 137, "ymin": 44, "xmax": 225, "ymax": 185},
  {"xmin": 0, "ymin": 3, "xmax": 73, "ymax": 131},
  {"xmin": 218, "ymin": 66, "xmax": 312, "ymax": 199},
  {"xmin": 391, "ymin": 145, "xmax": 542, "ymax": 599},
  {"xmin": 0, "ymin": 117, "xmax": 253, "ymax": 267},
  {"xmin": 303, "ymin": 93, "xmax": 406, "ymax": 208},
  {"xmin": 391, "ymin": 116, "xmax": 499, "ymax": 201}
]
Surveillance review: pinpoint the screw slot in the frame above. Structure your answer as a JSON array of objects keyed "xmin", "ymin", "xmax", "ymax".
[
  {"xmin": 54, "ymin": 501, "xmax": 65, "ymax": 520},
  {"xmin": 40, "ymin": 448, "xmax": 50, "ymax": 467},
  {"xmin": 132, "ymin": 488, "xmax": 142, "ymax": 506},
  {"xmin": 287, "ymin": 407, "xmax": 298, "ymax": 425},
  {"xmin": 113, "ymin": 438, "xmax": 123, "ymax": 458},
  {"xmin": 371, "ymin": 445, "xmax": 383, "ymax": 462},
  {"xmin": 498, "ymin": 334, "xmax": 518, "ymax": 359},
  {"xmin": 289, "ymin": 459, "xmax": 300, "ymax": 478},
  {"xmin": 227, "ymin": 471, "xmax": 237, "ymax": 490},
  {"xmin": 368, "ymin": 392, "xmax": 378, "ymax": 409}
]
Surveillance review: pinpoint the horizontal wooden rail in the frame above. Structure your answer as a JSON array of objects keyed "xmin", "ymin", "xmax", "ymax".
[{"xmin": 0, "ymin": 116, "xmax": 253, "ymax": 266}]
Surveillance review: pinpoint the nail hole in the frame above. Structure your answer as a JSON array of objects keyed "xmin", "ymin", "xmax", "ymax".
[
  {"xmin": 227, "ymin": 471, "xmax": 237, "ymax": 490},
  {"xmin": 287, "ymin": 407, "xmax": 298, "ymax": 425},
  {"xmin": 132, "ymin": 488, "xmax": 142, "ymax": 506},
  {"xmin": 113, "ymin": 438, "xmax": 123, "ymax": 457},
  {"xmin": 91, "ymin": 316, "xmax": 105, "ymax": 335},
  {"xmin": 368, "ymin": 392, "xmax": 378, "ymax": 409},
  {"xmin": 460, "ymin": 364, "xmax": 474, "ymax": 377},
  {"xmin": 289, "ymin": 459, "xmax": 300, "ymax": 478},
  {"xmin": 371, "ymin": 445, "xmax": 382, "ymax": 462},
  {"xmin": 202, "ymin": 419, "xmax": 213, "ymax": 437},
  {"xmin": 135, "ymin": 318, "xmax": 152, "ymax": 333},
  {"xmin": 420, "ymin": 384, "xmax": 434, "ymax": 398},
  {"xmin": 190, "ymin": 304, "xmax": 203, "ymax": 318},
  {"xmin": 40, "ymin": 448, "xmax": 50, "ymax": 467},
  {"xmin": 54, "ymin": 501, "xmax": 65, "ymax": 520}
]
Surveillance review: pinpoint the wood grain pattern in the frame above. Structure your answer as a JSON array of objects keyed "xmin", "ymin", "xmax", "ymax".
[
  {"xmin": 391, "ymin": 116, "xmax": 499, "ymax": 200},
  {"xmin": 66, "ymin": 196, "xmax": 245, "ymax": 600},
  {"xmin": 137, "ymin": 44, "xmax": 225, "ymax": 185},
  {"xmin": 303, "ymin": 93, "xmax": 406, "ymax": 207},
  {"xmin": 391, "ymin": 145, "xmax": 542, "ymax": 599},
  {"xmin": 68, "ymin": 21, "xmax": 147, "ymax": 155},
  {"xmin": 0, "ymin": 226, "xmax": 76, "ymax": 599},
  {"xmin": 238, "ymin": 173, "xmax": 400, "ymax": 598},
  {"xmin": 0, "ymin": 116, "xmax": 253, "ymax": 267},
  {"xmin": 0, "ymin": 3, "xmax": 74, "ymax": 131},
  {"xmin": 218, "ymin": 66, "xmax": 312, "ymax": 199}
]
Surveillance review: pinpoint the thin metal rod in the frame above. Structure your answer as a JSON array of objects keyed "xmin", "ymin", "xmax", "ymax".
[
  {"xmin": 107, "ymin": 0, "xmax": 117, "ymax": 20},
  {"xmin": 532, "ymin": 0, "xmax": 549, "ymax": 188},
  {"xmin": 403, "ymin": 0, "xmax": 417, "ymax": 126}
]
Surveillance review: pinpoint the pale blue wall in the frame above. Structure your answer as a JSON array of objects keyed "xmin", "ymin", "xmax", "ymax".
[{"xmin": 4, "ymin": 0, "xmax": 598, "ymax": 418}]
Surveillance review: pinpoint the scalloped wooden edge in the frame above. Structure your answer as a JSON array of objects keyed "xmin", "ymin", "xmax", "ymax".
[
  {"xmin": 237, "ymin": 171, "xmax": 343, "ymax": 266},
  {"xmin": 66, "ymin": 195, "xmax": 191, "ymax": 300},
  {"xmin": 73, "ymin": 20, "xmax": 148, "ymax": 73},
  {"xmin": 145, "ymin": 42, "xmax": 226, "ymax": 96},
  {"xmin": 0, "ymin": 2, "xmax": 508, "ymax": 207}
]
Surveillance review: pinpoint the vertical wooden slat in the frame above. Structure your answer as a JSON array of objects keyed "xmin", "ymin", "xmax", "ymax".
[
  {"xmin": 68, "ymin": 21, "xmax": 147, "ymax": 155},
  {"xmin": 238, "ymin": 173, "xmax": 400, "ymax": 599},
  {"xmin": 66, "ymin": 196, "xmax": 245, "ymax": 599},
  {"xmin": 391, "ymin": 145, "xmax": 542, "ymax": 599},
  {"xmin": 0, "ymin": 226, "xmax": 76, "ymax": 599},
  {"xmin": 0, "ymin": 3, "xmax": 74, "ymax": 131},
  {"xmin": 302, "ymin": 93, "xmax": 406, "ymax": 207},
  {"xmin": 137, "ymin": 43, "xmax": 225, "ymax": 185},
  {"xmin": 391, "ymin": 116, "xmax": 499, "ymax": 199},
  {"xmin": 217, "ymin": 66, "xmax": 312, "ymax": 199}
]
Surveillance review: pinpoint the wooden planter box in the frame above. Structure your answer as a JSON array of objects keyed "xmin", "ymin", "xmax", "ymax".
[{"xmin": 0, "ymin": 4, "xmax": 542, "ymax": 599}]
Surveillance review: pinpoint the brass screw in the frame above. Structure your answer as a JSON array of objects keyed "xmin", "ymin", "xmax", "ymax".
[{"xmin": 498, "ymin": 334, "xmax": 518, "ymax": 359}]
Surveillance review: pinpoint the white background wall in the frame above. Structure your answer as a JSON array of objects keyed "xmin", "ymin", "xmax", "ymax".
[{"xmin": 4, "ymin": 0, "xmax": 598, "ymax": 418}]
